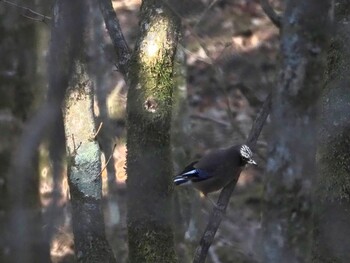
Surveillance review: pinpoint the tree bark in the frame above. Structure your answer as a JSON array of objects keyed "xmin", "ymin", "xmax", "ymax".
[
  {"xmin": 64, "ymin": 62, "xmax": 116, "ymax": 263},
  {"xmin": 126, "ymin": 1, "xmax": 180, "ymax": 262},
  {"xmin": 0, "ymin": 1, "xmax": 51, "ymax": 262},
  {"xmin": 313, "ymin": 1, "xmax": 350, "ymax": 262},
  {"xmin": 261, "ymin": 1, "xmax": 331, "ymax": 263},
  {"xmin": 63, "ymin": 1, "xmax": 116, "ymax": 262},
  {"xmin": 172, "ymin": 44, "xmax": 195, "ymax": 263}
]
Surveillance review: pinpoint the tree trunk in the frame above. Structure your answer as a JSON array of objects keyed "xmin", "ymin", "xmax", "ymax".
[
  {"xmin": 171, "ymin": 44, "xmax": 195, "ymax": 263},
  {"xmin": 261, "ymin": 1, "xmax": 331, "ymax": 263},
  {"xmin": 63, "ymin": 1, "xmax": 116, "ymax": 262},
  {"xmin": 64, "ymin": 61, "xmax": 116, "ymax": 263},
  {"xmin": 126, "ymin": 1, "xmax": 180, "ymax": 262},
  {"xmin": 0, "ymin": 1, "xmax": 51, "ymax": 262},
  {"xmin": 313, "ymin": 1, "xmax": 350, "ymax": 262}
]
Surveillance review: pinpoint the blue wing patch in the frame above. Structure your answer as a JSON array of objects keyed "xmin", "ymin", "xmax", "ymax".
[{"xmin": 174, "ymin": 164, "xmax": 211, "ymax": 185}]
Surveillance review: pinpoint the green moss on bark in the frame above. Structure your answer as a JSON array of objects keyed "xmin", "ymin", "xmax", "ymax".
[{"xmin": 126, "ymin": 1, "xmax": 180, "ymax": 262}]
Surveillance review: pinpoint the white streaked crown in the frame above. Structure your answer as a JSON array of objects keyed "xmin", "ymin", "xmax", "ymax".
[{"xmin": 240, "ymin": 145, "xmax": 253, "ymax": 159}]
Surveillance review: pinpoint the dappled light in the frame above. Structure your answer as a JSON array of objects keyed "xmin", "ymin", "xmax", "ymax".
[{"xmin": 1, "ymin": 0, "xmax": 348, "ymax": 263}]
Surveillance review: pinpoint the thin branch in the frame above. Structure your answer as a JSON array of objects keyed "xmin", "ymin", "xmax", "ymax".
[
  {"xmin": 190, "ymin": 114, "xmax": 230, "ymax": 128},
  {"xmin": 193, "ymin": 0, "xmax": 220, "ymax": 30},
  {"xmin": 1, "ymin": 0, "xmax": 51, "ymax": 23},
  {"xmin": 98, "ymin": 143, "xmax": 117, "ymax": 177},
  {"xmin": 193, "ymin": 92, "xmax": 272, "ymax": 263},
  {"xmin": 92, "ymin": 122, "xmax": 104, "ymax": 140},
  {"xmin": 260, "ymin": 0, "xmax": 281, "ymax": 28},
  {"xmin": 99, "ymin": 0, "xmax": 131, "ymax": 77},
  {"xmin": 246, "ymin": 93, "xmax": 272, "ymax": 148}
]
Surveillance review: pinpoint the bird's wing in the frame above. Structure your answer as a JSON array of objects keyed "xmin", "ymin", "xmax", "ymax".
[
  {"xmin": 189, "ymin": 169, "xmax": 212, "ymax": 182},
  {"xmin": 174, "ymin": 161, "xmax": 212, "ymax": 184},
  {"xmin": 178, "ymin": 161, "xmax": 198, "ymax": 175},
  {"xmin": 195, "ymin": 149, "xmax": 228, "ymax": 172},
  {"xmin": 175, "ymin": 167, "xmax": 211, "ymax": 181}
]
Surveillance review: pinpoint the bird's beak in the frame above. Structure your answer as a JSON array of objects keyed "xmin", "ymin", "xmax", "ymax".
[{"xmin": 248, "ymin": 159, "xmax": 257, "ymax": 165}]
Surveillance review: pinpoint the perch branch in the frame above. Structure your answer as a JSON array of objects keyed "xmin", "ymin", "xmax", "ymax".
[
  {"xmin": 260, "ymin": 0, "xmax": 281, "ymax": 28},
  {"xmin": 193, "ymin": 93, "xmax": 272, "ymax": 263},
  {"xmin": 0, "ymin": 0, "xmax": 51, "ymax": 23},
  {"xmin": 99, "ymin": 0, "xmax": 131, "ymax": 77}
]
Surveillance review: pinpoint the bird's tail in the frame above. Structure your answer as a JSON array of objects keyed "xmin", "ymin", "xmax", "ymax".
[
  {"xmin": 174, "ymin": 176, "xmax": 189, "ymax": 185},
  {"xmin": 173, "ymin": 169, "xmax": 199, "ymax": 185}
]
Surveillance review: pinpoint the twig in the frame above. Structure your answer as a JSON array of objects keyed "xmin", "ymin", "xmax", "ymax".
[
  {"xmin": 193, "ymin": 92, "xmax": 272, "ymax": 263},
  {"xmin": 190, "ymin": 114, "xmax": 230, "ymax": 128},
  {"xmin": 193, "ymin": 0, "xmax": 220, "ymax": 30},
  {"xmin": 98, "ymin": 143, "xmax": 117, "ymax": 177},
  {"xmin": 99, "ymin": 0, "xmax": 131, "ymax": 77},
  {"xmin": 93, "ymin": 122, "xmax": 104, "ymax": 140},
  {"xmin": 1, "ymin": 0, "xmax": 51, "ymax": 23},
  {"xmin": 260, "ymin": 0, "xmax": 281, "ymax": 28}
]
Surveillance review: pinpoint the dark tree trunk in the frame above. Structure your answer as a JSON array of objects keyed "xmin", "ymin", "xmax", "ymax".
[
  {"xmin": 0, "ymin": 1, "xmax": 51, "ymax": 262},
  {"xmin": 313, "ymin": 1, "xmax": 350, "ymax": 262},
  {"xmin": 126, "ymin": 1, "xmax": 180, "ymax": 262},
  {"xmin": 261, "ymin": 1, "xmax": 331, "ymax": 263}
]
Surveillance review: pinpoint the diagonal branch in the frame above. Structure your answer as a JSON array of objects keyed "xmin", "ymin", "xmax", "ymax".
[
  {"xmin": 0, "ymin": 0, "xmax": 51, "ymax": 23},
  {"xmin": 246, "ymin": 93, "xmax": 272, "ymax": 148},
  {"xmin": 99, "ymin": 0, "xmax": 131, "ymax": 77},
  {"xmin": 260, "ymin": 0, "xmax": 281, "ymax": 28},
  {"xmin": 193, "ymin": 93, "xmax": 272, "ymax": 263}
]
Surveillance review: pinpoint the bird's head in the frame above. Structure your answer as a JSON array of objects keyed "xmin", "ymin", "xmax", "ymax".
[{"xmin": 240, "ymin": 144, "xmax": 257, "ymax": 165}]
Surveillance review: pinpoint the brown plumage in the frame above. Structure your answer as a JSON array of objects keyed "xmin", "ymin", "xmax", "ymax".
[{"xmin": 174, "ymin": 144, "xmax": 256, "ymax": 195}]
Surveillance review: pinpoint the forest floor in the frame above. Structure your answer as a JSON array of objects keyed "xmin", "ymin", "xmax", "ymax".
[{"xmin": 44, "ymin": 0, "xmax": 281, "ymax": 262}]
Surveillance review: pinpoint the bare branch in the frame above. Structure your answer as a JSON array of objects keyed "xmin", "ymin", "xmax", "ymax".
[
  {"xmin": 246, "ymin": 93, "xmax": 272, "ymax": 148},
  {"xmin": 193, "ymin": 93, "xmax": 272, "ymax": 263},
  {"xmin": 92, "ymin": 121, "xmax": 103, "ymax": 140},
  {"xmin": 190, "ymin": 114, "xmax": 230, "ymax": 128},
  {"xmin": 260, "ymin": 0, "xmax": 281, "ymax": 28},
  {"xmin": 99, "ymin": 0, "xmax": 131, "ymax": 77},
  {"xmin": 98, "ymin": 143, "xmax": 117, "ymax": 177},
  {"xmin": 0, "ymin": 0, "xmax": 51, "ymax": 23},
  {"xmin": 193, "ymin": 0, "xmax": 220, "ymax": 30}
]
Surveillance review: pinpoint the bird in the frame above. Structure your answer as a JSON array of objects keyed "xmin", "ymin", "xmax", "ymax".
[{"xmin": 174, "ymin": 144, "xmax": 257, "ymax": 198}]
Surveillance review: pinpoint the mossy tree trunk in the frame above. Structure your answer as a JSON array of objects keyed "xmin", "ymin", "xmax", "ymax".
[
  {"xmin": 261, "ymin": 1, "xmax": 331, "ymax": 263},
  {"xmin": 126, "ymin": 1, "xmax": 180, "ymax": 262},
  {"xmin": 313, "ymin": 1, "xmax": 350, "ymax": 262},
  {"xmin": 63, "ymin": 1, "xmax": 116, "ymax": 262}
]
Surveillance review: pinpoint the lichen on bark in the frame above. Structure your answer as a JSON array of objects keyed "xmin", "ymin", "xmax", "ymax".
[{"xmin": 64, "ymin": 61, "xmax": 116, "ymax": 263}]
